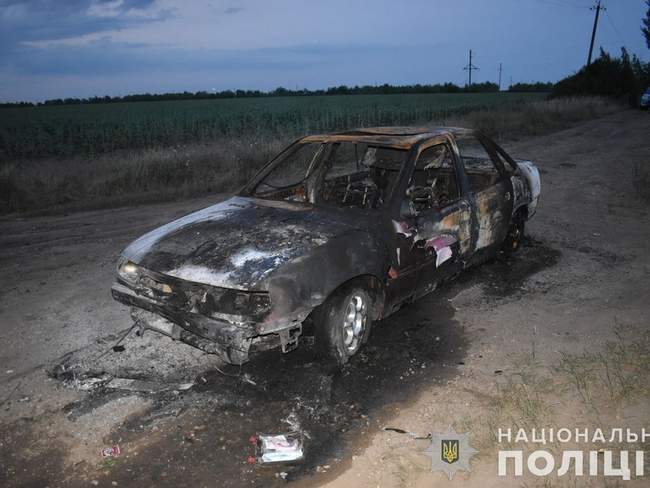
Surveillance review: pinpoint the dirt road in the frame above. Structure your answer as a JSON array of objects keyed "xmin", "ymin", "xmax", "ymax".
[{"xmin": 1, "ymin": 110, "xmax": 649, "ymax": 487}]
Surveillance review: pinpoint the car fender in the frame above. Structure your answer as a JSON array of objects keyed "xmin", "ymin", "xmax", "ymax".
[
  {"xmin": 516, "ymin": 160, "xmax": 541, "ymax": 218},
  {"xmin": 258, "ymin": 229, "xmax": 387, "ymax": 334}
]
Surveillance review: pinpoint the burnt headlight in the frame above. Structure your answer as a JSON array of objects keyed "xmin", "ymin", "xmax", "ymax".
[
  {"xmin": 250, "ymin": 293, "xmax": 271, "ymax": 315},
  {"xmin": 203, "ymin": 288, "xmax": 271, "ymax": 318},
  {"xmin": 231, "ymin": 291, "xmax": 271, "ymax": 316},
  {"xmin": 117, "ymin": 257, "xmax": 140, "ymax": 285}
]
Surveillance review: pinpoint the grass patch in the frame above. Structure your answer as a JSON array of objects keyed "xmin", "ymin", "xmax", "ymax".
[
  {"xmin": 555, "ymin": 325, "xmax": 650, "ymax": 412},
  {"xmin": 457, "ymin": 325, "xmax": 650, "ymax": 459},
  {"xmin": 459, "ymin": 96, "xmax": 621, "ymax": 140}
]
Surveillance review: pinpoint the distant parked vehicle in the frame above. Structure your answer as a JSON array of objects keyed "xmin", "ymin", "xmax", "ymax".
[
  {"xmin": 112, "ymin": 127, "xmax": 541, "ymax": 366},
  {"xmin": 641, "ymin": 88, "xmax": 650, "ymax": 110}
]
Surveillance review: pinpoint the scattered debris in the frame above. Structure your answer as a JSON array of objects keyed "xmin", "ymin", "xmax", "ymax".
[
  {"xmin": 282, "ymin": 412, "xmax": 301, "ymax": 433},
  {"xmin": 241, "ymin": 373, "xmax": 257, "ymax": 386},
  {"xmin": 106, "ymin": 378, "xmax": 194, "ymax": 393},
  {"xmin": 255, "ymin": 433, "xmax": 304, "ymax": 463},
  {"xmin": 100, "ymin": 445, "xmax": 121, "ymax": 458},
  {"xmin": 71, "ymin": 374, "xmax": 112, "ymax": 391},
  {"xmin": 382, "ymin": 426, "xmax": 431, "ymax": 440},
  {"xmin": 1, "ymin": 381, "xmax": 21, "ymax": 408},
  {"xmin": 494, "ymin": 369, "xmax": 503, "ymax": 375}
]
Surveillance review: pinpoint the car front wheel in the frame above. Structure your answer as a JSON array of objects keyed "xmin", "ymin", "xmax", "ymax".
[{"xmin": 314, "ymin": 283, "xmax": 373, "ymax": 366}]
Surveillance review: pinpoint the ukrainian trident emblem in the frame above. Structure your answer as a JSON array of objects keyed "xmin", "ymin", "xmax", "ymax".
[{"xmin": 441, "ymin": 439, "xmax": 459, "ymax": 464}]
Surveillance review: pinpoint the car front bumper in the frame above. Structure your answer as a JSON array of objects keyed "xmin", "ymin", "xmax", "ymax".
[{"xmin": 111, "ymin": 283, "xmax": 255, "ymax": 364}]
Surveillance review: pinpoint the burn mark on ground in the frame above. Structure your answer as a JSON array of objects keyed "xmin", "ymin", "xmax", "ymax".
[
  {"xmin": 75, "ymin": 296, "xmax": 465, "ymax": 487},
  {"xmin": 1, "ymin": 239, "xmax": 561, "ymax": 487},
  {"xmin": 453, "ymin": 237, "xmax": 561, "ymax": 298}
]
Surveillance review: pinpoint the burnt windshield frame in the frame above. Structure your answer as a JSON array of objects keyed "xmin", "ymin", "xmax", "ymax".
[
  {"xmin": 484, "ymin": 138, "xmax": 519, "ymax": 172},
  {"xmin": 314, "ymin": 142, "xmax": 408, "ymax": 211},
  {"xmin": 242, "ymin": 141, "xmax": 324, "ymax": 199}
]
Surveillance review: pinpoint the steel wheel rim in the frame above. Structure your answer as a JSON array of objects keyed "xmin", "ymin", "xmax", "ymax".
[
  {"xmin": 510, "ymin": 224, "xmax": 522, "ymax": 250},
  {"xmin": 342, "ymin": 294, "xmax": 367, "ymax": 353}
]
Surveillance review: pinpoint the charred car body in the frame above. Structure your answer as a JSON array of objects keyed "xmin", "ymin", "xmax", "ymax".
[{"xmin": 112, "ymin": 127, "xmax": 540, "ymax": 365}]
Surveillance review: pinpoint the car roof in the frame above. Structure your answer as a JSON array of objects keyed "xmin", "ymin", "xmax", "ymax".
[{"xmin": 300, "ymin": 126, "xmax": 474, "ymax": 149}]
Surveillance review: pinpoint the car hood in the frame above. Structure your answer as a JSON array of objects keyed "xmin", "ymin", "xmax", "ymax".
[{"xmin": 122, "ymin": 196, "xmax": 358, "ymax": 290}]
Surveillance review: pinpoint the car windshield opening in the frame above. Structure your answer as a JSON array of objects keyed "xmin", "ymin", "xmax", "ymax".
[
  {"xmin": 319, "ymin": 142, "xmax": 405, "ymax": 210},
  {"xmin": 252, "ymin": 142, "xmax": 323, "ymax": 203},
  {"xmin": 252, "ymin": 141, "xmax": 406, "ymax": 210}
]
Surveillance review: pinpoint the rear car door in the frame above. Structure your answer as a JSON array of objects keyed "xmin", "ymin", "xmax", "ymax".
[{"xmin": 455, "ymin": 134, "xmax": 514, "ymax": 253}]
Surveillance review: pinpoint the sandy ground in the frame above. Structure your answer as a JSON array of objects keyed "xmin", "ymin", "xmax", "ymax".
[{"xmin": 0, "ymin": 109, "xmax": 649, "ymax": 487}]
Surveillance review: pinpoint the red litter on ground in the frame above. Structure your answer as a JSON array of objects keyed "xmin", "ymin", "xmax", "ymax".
[{"xmin": 101, "ymin": 445, "xmax": 121, "ymax": 458}]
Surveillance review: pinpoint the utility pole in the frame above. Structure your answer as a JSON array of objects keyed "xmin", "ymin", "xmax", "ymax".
[
  {"xmin": 463, "ymin": 50, "xmax": 479, "ymax": 91},
  {"xmin": 498, "ymin": 62, "xmax": 503, "ymax": 91},
  {"xmin": 587, "ymin": 1, "xmax": 605, "ymax": 66}
]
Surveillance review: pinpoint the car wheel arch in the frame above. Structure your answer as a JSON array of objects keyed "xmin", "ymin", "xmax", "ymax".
[{"xmin": 311, "ymin": 273, "xmax": 386, "ymax": 323}]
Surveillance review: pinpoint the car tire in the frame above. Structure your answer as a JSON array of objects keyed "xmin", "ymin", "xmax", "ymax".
[
  {"xmin": 502, "ymin": 210, "xmax": 525, "ymax": 254},
  {"xmin": 314, "ymin": 282, "xmax": 373, "ymax": 367}
]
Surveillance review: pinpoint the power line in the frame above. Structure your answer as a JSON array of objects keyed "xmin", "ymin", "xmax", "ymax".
[
  {"xmin": 528, "ymin": 0, "xmax": 590, "ymax": 9},
  {"xmin": 604, "ymin": 10, "xmax": 633, "ymax": 51}
]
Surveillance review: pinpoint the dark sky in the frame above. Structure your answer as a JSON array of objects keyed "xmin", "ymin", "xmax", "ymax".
[{"xmin": 0, "ymin": 0, "xmax": 648, "ymax": 102}]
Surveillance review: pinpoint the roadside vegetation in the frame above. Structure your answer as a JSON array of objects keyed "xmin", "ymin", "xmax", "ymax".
[
  {"xmin": 553, "ymin": 48, "xmax": 650, "ymax": 105},
  {"xmin": 0, "ymin": 92, "xmax": 542, "ymax": 160},
  {"xmin": 457, "ymin": 325, "xmax": 650, "ymax": 460},
  {"xmin": 0, "ymin": 94, "xmax": 621, "ymax": 215}
]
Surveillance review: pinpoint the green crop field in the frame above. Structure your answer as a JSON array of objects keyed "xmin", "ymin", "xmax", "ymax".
[
  {"xmin": 0, "ymin": 92, "xmax": 545, "ymax": 161},
  {"xmin": 3, "ymin": 93, "xmax": 617, "ymax": 215}
]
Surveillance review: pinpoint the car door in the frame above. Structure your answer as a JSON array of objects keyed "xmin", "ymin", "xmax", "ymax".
[
  {"xmin": 455, "ymin": 134, "xmax": 514, "ymax": 254},
  {"xmin": 390, "ymin": 142, "xmax": 472, "ymax": 300}
]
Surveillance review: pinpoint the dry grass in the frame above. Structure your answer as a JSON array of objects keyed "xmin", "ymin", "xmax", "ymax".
[
  {"xmin": 456, "ymin": 325, "xmax": 650, "ymax": 461},
  {"xmin": 447, "ymin": 96, "xmax": 622, "ymax": 140},
  {"xmin": 0, "ymin": 96, "xmax": 623, "ymax": 216},
  {"xmin": 1, "ymin": 136, "xmax": 286, "ymax": 214}
]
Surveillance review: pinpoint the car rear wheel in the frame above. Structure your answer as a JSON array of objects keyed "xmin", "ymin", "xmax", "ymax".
[
  {"xmin": 314, "ymin": 283, "xmax": 373, "ymax": 366},
  {"xmin": 502, "ymin": 211, "xmax": 525, "ymax": 254}
]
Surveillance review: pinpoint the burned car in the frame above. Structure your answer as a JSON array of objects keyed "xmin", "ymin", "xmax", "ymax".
[{"xmin": 112, "ymin": 127, "xmax": 540, "ymax": 365}]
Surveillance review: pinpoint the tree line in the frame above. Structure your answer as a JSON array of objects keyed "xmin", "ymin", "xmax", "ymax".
[
  {"xmin": 552, "ymin": 48, "xmax": 650, "ymax": 105},
  {"xmin": 1, "ymin": 81, "xmax": 550, "ymax": 108}
]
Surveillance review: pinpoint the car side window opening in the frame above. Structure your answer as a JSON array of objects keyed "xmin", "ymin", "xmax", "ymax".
[
  {"xmin": 456, "ymin": 135, "xmax": 502, "ymax": 193},
  {"xmin": 405, "ymin": 144, "xmax": 459, "ymax": 214},
  {"xmin": 319, "ymin": 142, "xmax": 404, "ymax": 210},
  {"xmin": 252, "ymin": 143, "xmax": 322, "ymax": 202}
]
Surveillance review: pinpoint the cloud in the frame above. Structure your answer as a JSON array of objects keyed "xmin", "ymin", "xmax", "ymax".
[
  {"xmin": 6, "ymin": 38, "xmax": 375, "ymax": 77},
  {"xmin": 223, "ymin": 6, "xmax": 243, "ymax": 15},
  {"xmin": 0, "ymin": 0, "xmax": 171, "ymax": 46}
]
